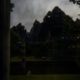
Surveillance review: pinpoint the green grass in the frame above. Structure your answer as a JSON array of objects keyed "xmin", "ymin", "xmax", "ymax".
[
  {"xmin": 11, "ymin": 56, "xmax": 49, "ymax": 62},
  {"xmin": 11, "ymin": 56, "xmax": 22, "ymax": 62},
  {"xmin": 10, "ymin": 74, "xmax": 80, "ymax": 80}
]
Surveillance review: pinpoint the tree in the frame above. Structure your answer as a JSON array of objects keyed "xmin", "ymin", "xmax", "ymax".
[
  {"xmin": 10, "ymin": 23, "xmax": 27, "ymax": 57},
  {"xmin": 69, "ymin": 0, "xmax": 80, "ymax": 6},
  {"xmin": 29, "ymin": 6, "xmax": 80, "ymax": 62}
]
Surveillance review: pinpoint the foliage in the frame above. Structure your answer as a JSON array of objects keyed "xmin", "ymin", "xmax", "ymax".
[
  {"xmin": 11, "ymin": 7, "xmax": 80, "ymax": 65},
  {"xmin": 69, "ymin": 0, "xmax": 80, "ymax": 5},
  {"xmin": 10, "ymin": 23, "xmax": 27, "ymax": 57}
]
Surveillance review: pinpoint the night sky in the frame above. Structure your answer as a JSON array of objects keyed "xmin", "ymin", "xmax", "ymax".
[{"xmin": 11, "ymin": 0, "xmax": 80, "ymax": 32}]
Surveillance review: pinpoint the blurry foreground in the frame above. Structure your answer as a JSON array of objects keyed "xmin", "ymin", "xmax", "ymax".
[{"xmin": 10, "ymin": 75, "xmax": 80, "ymax": 80}]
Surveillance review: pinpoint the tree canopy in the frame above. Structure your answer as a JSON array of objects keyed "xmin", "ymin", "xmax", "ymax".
[{"xmin": 69, "ymin": 0, "xmax": 80, "ymax": 6}]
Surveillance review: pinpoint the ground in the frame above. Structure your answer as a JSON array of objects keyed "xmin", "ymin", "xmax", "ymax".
[
  {"xmin": 10, "ymin": 56, "xmax": 80, "ymax": 80},
  {"xmin": 11, "ymin": 56, "xmax": 50, "ymax": 62},
  {"xmin": 10, "ymin": 74, "xmax": 80, "ymax": 80}
]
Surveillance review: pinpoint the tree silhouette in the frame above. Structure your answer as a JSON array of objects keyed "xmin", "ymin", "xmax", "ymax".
[
  {"xmin": 69, "ymin": 0, "xmax": 80, "ymax": 6},
  {"xmin": 29, "ymin": 6, "xmax": 80, "ymax": 63},
  {"xmin": 11, "ymin": 6, "xmax": 80, "ymax": 66},
  {"xmin": 10, "ymin": 23, "xmax": 27, "ymax": 57}
]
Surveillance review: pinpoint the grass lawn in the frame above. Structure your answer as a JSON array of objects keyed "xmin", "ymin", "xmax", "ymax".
[
  {"xmin": 10, "ymin": 56, "xmax": 80, "ymax": 80},
  {"xmin": 11, "ymin": 56, "xmax": 49, "ymax": 62},
  {"xmin": 10, "ymin": 74, "xmax": 80, "ymax": 80}
]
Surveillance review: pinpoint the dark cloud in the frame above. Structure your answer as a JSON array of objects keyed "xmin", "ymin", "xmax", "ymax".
[{"xmin": 11, "ymin": 0, "xmax": 80, "ymax": 32}]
